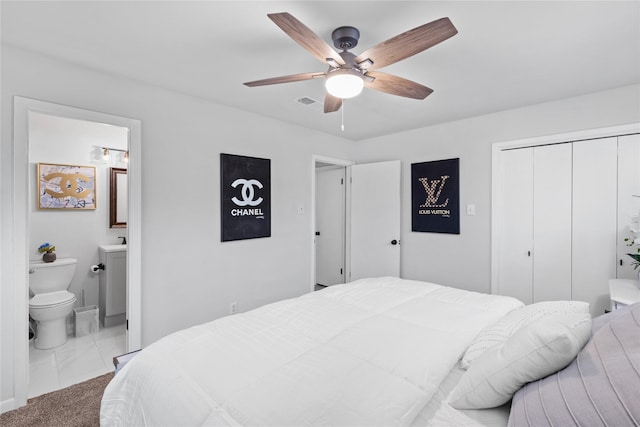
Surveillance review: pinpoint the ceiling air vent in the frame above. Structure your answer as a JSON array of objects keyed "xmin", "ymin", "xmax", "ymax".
[
  {"xmin": 296, "ymin": 96, "xmax": 323, "ymax": 111},
  {"xmin": 297, "ymin": 96, "xmax": 316, "ymax": 105}
]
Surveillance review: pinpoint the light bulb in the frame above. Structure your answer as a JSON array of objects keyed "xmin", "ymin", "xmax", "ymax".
[{"xmin": 325, "ymin": 69, "xmax": 364, "ymax": 99}]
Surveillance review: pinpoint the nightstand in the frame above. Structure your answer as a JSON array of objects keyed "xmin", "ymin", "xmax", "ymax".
[{"xmin": 609, "ymin": 279, "xmax": 640, "ymax": 311}]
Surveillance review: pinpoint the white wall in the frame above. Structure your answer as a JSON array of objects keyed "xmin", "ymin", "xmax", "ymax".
[
  {"xmin": 1, "ymin": 45, "xmax": 356, "ymax": 406},
  {"xmin": 29, "ymin": 112, "xmax": 128, "ymax": 314},
  {"xmin": 2, "ymin": 42, "xmax": 638, "ymax": 409},
  {"xmin": 354, "ymin": 84, "xmax": 640, "ymax": 294}
]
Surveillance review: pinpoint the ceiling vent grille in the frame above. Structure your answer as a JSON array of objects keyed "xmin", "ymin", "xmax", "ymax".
[
  {"xmin": 296, "ymin": 96, "xmax": 323, "ymax": 112},
  {"xmin": 297, "ymin": 96, "xmax": 318, "ymax": 106}
]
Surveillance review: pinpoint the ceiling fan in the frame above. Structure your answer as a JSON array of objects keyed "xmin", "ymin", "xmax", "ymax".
[{"xmin": 244, "ymin": 12, "xmax": 458, "ymax": 113}]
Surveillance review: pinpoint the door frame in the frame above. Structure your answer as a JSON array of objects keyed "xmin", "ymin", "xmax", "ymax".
[
  {"xmin": 491, "ymin": 123, "xmax": 640, "ymax": 296},
  {"xmin": 11, "ymin": 97, "xmax": 142, "ymax": 409},
  {"xmin": 311, "ymin": 155, "xmax": 354, "ymax": 292}
]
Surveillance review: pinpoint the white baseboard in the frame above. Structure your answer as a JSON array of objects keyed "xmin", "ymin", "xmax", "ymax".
[{"xmin": 1, "ymin": 397, "xmax": 18, "ymax": 414}]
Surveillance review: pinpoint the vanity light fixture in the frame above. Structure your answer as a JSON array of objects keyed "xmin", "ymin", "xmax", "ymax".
[
  {"xmin": 97, "ymin": 146, "xmax": 129, "ymax": 166},
  {"xmin": 100, "ymin": 147, "xmax": 128, "ymax": 158}
]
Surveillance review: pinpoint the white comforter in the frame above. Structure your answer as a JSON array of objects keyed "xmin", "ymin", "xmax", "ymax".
[{"xmin": 100, "ymin": 277, "xmax": 522, "ymax": 426}]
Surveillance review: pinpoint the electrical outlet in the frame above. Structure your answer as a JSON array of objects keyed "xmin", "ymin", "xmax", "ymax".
[{"xmin": 230, "ymin": 302, "xmax": 238, "ymax": 314}]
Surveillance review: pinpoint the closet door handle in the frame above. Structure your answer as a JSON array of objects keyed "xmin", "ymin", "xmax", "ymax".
[{"xmin": 527, "ymin": 251, "xmax": 531, "ymax": 257}]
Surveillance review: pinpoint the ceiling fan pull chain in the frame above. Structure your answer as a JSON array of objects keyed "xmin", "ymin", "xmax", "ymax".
[{"xmin": 341, "ymin": 100, "xmax": 345, "ymax": 131}]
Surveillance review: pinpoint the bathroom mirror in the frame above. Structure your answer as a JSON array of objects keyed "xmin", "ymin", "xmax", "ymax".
[{"xmin": 110, "ymin": 167, "xmax": 128, "ymax": 228}]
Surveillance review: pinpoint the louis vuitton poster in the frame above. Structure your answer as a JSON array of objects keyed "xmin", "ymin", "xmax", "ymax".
[
  {"xmin": 411, "ymin": 158, "xmax": 460, "ymax": 234},
  {"xmin": 220, "ymin": 153, "xmax": 271, "ymax": 241}
]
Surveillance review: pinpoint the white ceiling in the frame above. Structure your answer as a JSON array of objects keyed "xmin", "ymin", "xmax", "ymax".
[{"xmin": 2, "ymin": 1, "xmax": 639, "ymax": 141}]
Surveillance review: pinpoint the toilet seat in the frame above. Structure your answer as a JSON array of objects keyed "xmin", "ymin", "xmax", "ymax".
[{"xmin": 29, "ymin": 290, "xmax": 76, "ymax": 309}]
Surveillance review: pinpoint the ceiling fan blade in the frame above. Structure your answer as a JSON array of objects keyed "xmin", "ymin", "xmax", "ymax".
[
  {"xmin": 244, "ymin": 72, "xmax": 325, "ymax": 87},
  {"xmin": 268, "ymin": 12, "xmax": 345, "ymax": 66},
  {"xmin": 364, "ymin": 71, "xmax": 433, "ymax": 99},
  {"xmin": 355, "ymin": 17, "xmax": 457, "ymax": 71},
  {"xmin": 324, "ymin": 94, "xmax": 343, "ymax": 113}
]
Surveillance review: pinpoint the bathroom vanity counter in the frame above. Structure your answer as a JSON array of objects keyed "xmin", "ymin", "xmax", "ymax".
[{"xmin": 99, "ymin": 244, "xmax": 127, "ymax": 252}]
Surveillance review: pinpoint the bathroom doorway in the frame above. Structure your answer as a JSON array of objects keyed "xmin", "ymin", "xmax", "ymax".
[{"xmin": 12, "ymin": 97, "xmax": 141, "ymax": 406}]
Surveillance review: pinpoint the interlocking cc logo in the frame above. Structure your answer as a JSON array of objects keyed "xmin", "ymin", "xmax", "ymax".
[
  {"xmin": 419, "ymin": 175, "xmax": 450, "ymax": 208},
  {"xmin": 43, "ymin": 172, "xmax": 91, "ymax": 199},
  {"xmin": 231, "ymin": 179, "xmax": 263, "ymax": 206}
]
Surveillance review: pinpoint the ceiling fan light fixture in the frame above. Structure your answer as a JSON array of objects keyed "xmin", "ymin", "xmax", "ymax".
[{"xmin": 325, "ymin": 69, "xmax": 364, "ymax": 99}]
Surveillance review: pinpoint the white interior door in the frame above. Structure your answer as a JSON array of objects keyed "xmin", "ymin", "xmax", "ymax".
[
  {"xmin": 350, "ymin": 160, "xmax": 401, "ymax": 281},
  {"xmin": 533, "ymin": 144, "xmax": 572, "ymax": 302},
  {"xmin": 315, "ymin": 167, "xmax": 345, "ymax": 286},
  {"xmin": 498, "ymin": 149, "xmax": 534, "ymax": 304},
  {"xmin": 617, "ymin": 134, "xmax": 640, "ymax": 279},
  {"xmin": 573, "ymin": 138, "xmax": 618, "ymax": 316}
]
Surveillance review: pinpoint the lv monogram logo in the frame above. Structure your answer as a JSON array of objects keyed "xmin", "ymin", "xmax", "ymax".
[{"xmin": 419, "ymin": 175, "xmax": 450, "ymax": 208}]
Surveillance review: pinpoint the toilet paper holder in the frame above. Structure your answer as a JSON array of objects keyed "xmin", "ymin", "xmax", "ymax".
[{"xmin": 91, "ymin": 263, "xmax": 105, "ymax": 273}]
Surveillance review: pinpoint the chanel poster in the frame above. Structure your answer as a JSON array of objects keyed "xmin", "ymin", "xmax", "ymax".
[
  {"xmin": 220, "ymin": 153, "xmax": 271, "ymax": 241},
  {"xmin": 411, "ymin": 158, "xmax": 459, "ymax": 234},
  {"xmin": 37, "ymin": 163, "xmax": 96, "ymax": 210}
]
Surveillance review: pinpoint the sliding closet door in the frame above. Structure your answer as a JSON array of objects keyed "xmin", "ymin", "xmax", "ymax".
[
  {"xmin": 498, "ymin": 149, "xmax": 534, "ymax": 304},
  {"xmin": 617, "ymin": 134, "xmax": 640, "ymax": 279},
  {"xmin": 572, "ymin": 138, "xmax": 618, "ymax": 316},
  {"xmin": 533, "ymin": 144, "xmax": 572, "ymax": 302}
]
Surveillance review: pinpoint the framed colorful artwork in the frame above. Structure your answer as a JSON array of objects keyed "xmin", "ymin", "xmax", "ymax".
[{"xmin": 37, "ymin": 163, "xmax": 96, "ymax": 210}]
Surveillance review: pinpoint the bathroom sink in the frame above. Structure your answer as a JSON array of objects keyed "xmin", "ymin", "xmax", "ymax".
[{"xmin": 99, "ymin": 244, "xmax": 127, "ymax": 252}]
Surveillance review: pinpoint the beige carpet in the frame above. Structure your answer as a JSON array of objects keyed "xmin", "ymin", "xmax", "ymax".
[{"xmin": 0, "ymin": 372, "xmax": 114, "ymax": 427}]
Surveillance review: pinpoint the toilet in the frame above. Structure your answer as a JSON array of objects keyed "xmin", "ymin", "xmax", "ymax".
[{"xmin": 29, "ymin": 258, "xmax": 78, "ymax": 349}]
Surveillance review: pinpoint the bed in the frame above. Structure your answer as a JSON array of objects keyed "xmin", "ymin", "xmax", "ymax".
[{"xmin": 100, "ymin": 277, "xmax": 640, "ymax": 426}]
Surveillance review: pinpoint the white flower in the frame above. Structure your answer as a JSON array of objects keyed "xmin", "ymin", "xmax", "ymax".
[{"xmin": 629, "ymin": 213, "xmax": 640, "ymax": 235}]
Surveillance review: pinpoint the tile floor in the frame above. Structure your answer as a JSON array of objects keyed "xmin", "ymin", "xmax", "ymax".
[{"xmin": 28, "ymin": 323, "xmax": 126, "ymax": 398}]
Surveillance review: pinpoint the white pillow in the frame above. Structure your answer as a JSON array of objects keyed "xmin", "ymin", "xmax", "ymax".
[
  {"xmin": 460, "ymin": 300, "xmax": 589, "ymax": 369},
  {"xmin": 448, "ymin": 312, "xmax": 592, "ymax": 409}
]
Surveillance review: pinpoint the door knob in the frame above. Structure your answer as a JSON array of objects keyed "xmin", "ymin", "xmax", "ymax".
[{"xmin": 391, "ymin": 239, "xmax": 399, "ymax": 245}]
